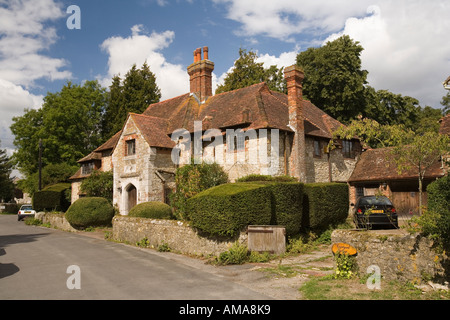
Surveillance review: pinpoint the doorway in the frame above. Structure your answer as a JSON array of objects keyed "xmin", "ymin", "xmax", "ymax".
[{"xmin": 126, "ymin": 184, "xmax": 137, "ymax": 212}]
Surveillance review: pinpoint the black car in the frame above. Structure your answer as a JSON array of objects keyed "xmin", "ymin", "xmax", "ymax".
[{"xmin": 352, "ymin": 196, "xmax": 398, "ymax": 229}]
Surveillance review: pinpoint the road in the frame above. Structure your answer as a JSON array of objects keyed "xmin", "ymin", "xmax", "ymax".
[{"xmin": 0, "ymin": 215, "xmax": 271, "ymax": 300}]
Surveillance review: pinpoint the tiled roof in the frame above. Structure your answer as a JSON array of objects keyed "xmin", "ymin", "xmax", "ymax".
[
  {"xmin": 79, "ymin": 81, "xmax": 347, "ymax": 161},
  {"xmin": 348, "ymin": 147, "xmax": 445, "ymax": 183},
  {"xmin": 143, "ymin": 82, "xmax": 342, "ymax": 139},
  {"xmin": 129, "ymin": 113, "xmax": 176, "ymax": 149},
  {"xmin": 439, "ymin": 114, "xmax": 450, "ymax": 136},
  {"xmin": 94, "ymin": 130, "xmax": 122, "ymax": 152}
]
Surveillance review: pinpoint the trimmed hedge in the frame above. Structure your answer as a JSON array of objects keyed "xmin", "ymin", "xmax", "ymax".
[
  {"xmin": 266, "ymin": 182, "xmax": 304, "ymax": 236},
  {"xmin": 186, "ymin": 183, "xmax": 273, "ymax": 238},
  {"xmin": 128, "ymin": 201, "xmax": 174, "ymax": 219},
  {"xmin": 65, "ymin": 197, "xmax": 114, "ymax": 229},
  {"xmin": 186, "ymin": 180, "xmax": 349, "ymax": 238},
  {"xmin": 302, "ymin": 183, "xmax": 349, "ymax": 230},
  {"xmin": 32, "ymin": 183, "xmax": 71, "ymax": 212}
]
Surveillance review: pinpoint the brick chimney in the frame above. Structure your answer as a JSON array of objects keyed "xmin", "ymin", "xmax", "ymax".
[
  {"xmin": 187, "ymin": 46, "xmax": 214, "ymax": 102},
  {"xmin": 284, "ymin": 65, "xmax": 306, "ymax": 182}
]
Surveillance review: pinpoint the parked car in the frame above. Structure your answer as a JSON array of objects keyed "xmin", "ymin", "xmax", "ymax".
[
  {"xmin": 352, "ymin": 196, "xmax": 398, "ymax": 229},
  {"xmin": 17, "ymin": 204, "xmax": 36, "ymax": 221}
]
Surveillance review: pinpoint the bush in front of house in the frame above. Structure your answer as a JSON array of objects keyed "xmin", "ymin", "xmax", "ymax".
[
  {"xmin": 186, "ymin": 183, "xmax": 273, "ymax": 238},
  {"xmin": 413, "ymin": 175, "xmax": 450, "ymax": 250},
  {"xmin": 32, "ymin": 183, "xmax": 71, "ymax": 212},
  {"xmin": 235, "ymin": 174, "xmax": 297, "ymax": 183},
  {"xmin": 170, "ymin": 161, "xmax": 229, "ymax": 220},
  {"xmin": 266, "ymin": 182, "xmax": 304, "ymax": 237},
  {"xmin": 302, "ymin": 183, "xmax": 349, "ymax": 231},
  {"xmin": 128, "ymin": 201, "xmax": 174, "ymax": 219},
  {"xmin": 65, "ymin": 197, "xmax": 114, "ymax": 229}
]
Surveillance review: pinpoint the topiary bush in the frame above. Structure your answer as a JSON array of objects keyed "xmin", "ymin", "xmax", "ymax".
[
  {"xmin": 186, "ymin": 183, "xmax": 273, "ymax": 238},
  {"xmin": 32, "ymin": 183, "xmax": 71, "ymax": 212},
  {"xmin": 302, "ymin": 183, "xmax": 349, "ymax": 231},
  {"xmin": 65, "ymin": 197, "xmax": 114, "ymax": 229},
  {"xmin": 267, "ymin": 182, "xmax": 304, "ymax": 237},
  {"xmin": 128, "ymin": 201, "xmax": 174, "ymax": 219}
]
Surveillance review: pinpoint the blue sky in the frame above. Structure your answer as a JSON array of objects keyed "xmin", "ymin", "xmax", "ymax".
[{"xmin": 1, "ymin": 0, "xmax": 449, "ymax": 160}]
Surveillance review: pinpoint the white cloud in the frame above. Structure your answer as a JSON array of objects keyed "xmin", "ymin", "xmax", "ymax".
[
  {"xmin": 0, "ymin": 79, "xmax": 43, "ymax": 152},
  {"xmin": 99, "ymin": 25, "xmax": 189, "ymax": 100},
  {"xmin": 214, "ymin": 0, "xmax": 372, "ymax": 41},
  {"xmin": 217, "ymin": 0, "xmax": 450, "ymax": 108},
  {"xmin": 0, "ymin": 0, "xmax": 70, "ymax": 154},
  {"xmin": 324, "ymin": 1, "xmax": 450, "ymax": 107},
  {"xmin": 0, "ymin": 0, "xmax": 71, "ymax": 87}
]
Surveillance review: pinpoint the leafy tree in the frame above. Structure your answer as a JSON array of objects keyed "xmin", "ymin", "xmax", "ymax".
[
  {"xmin": 0, "ymin": 141, "xmax": 14, "ymax": 202},
  {"xmin": 80, "ymin": 171, "xmax": 113, "ymax": 203},
  {"xmin": 102, "ymin": 62, "xmax": 161, "ymax": 138},
  {"xmin": 215, "ymin": 48, "xmax": 286, "ymax": 94},
  {"xmin": 11, "ymin": 80, "xmax": 107, "ymax": 177},
  {"xmin": 170, "ymin": 161, "xmax": 228, "ymax": 220},
  {"xmin": 296, "ymin": 35, "xmax": 368, "ymax": 123},
  {"xmin": 17, "ymin": 163, "xmax": 78, "ymax": 196},
  {"xmin": 334, "ymin": 118, "xmax": 450, "ymax": 214}
]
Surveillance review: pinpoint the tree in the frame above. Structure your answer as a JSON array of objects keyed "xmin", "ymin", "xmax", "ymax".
[
  {"xmin": 11, "ymin": 80, "xmax": 107, "ymax": 178},
  {"xmin": 390, "ymin": 132, "xmax": 450, "ymax": 214},
  {"xmin": 215, "ymin": 48, "xmax": 286, "ymax": 94},
  {"xmin": 334, "ymin": 118, "xmax": 450, "ymax": 214},
  {"xmin": 0, "ymin": 141, "xmax": 14, "ymax": 202},
  {"xmin": 102, "ymin": 62, "xmax": 161, "ymax": 138},
  {"xmin": 296, "ymin": 35, "xmax": 368, "ymax": 123},
  {"xmin": 80, "ymin": 171, "xmax": 113, "ymax": 203}
]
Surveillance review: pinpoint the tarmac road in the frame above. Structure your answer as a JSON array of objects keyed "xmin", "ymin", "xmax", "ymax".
[{"xmin": 0, "ymin": 215, "xmax": 271, "ymax": 300}]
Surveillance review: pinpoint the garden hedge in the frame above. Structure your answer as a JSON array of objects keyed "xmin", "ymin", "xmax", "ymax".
[
  {"xmin": 128, "ymin": 201, "xmax": 174, "ymax": 219},
  {"xmin": 186, "ymin": 183, "xmax": 273, "ymax": 238},
  {"xmin": 186, "ymin": 178, "xmax": 349, "ymax": 239},
  {"xmin": 302, "ymin": 182, "xmax": 349, "ymax": 230},
  {"xmin": 32, "ymin": 183, "xmax": 71, "ymax": 212},
  {"xmin": 65, "ymin": 197, "xmax": 114, "ymax": 229}
]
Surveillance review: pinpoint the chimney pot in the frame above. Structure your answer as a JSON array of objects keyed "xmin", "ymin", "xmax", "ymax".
[{"xmin": 203, "ymin": 46, "xmax": 209, "ymax": 60}]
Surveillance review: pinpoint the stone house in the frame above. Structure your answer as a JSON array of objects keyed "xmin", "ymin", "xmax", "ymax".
[
  {"xmin": 348, "ymin": 114, "xmax": 450, "ymax": 215},
  {"xmin": 71, "ymin": 47, "xmax": 361, "ymax": 215}
]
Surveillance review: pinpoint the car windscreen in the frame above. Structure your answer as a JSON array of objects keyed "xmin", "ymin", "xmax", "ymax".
[
  {"xmin": 21, "ymin": 206, "xmax": 32, "ymax": 210},
  {"xmin": 358, "ymin": 197, "xmax": 392, "ymax": 206}
]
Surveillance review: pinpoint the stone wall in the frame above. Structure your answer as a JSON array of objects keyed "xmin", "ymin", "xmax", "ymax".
[
  {"xmin": 112, "ymin": 216, "xmax": 247, "ymax": 256},
  {"xmin": 331, "ymin": 229, "xmax": 449, "ymax": 283},
  {"xmin": 36, "ymin": 212, "xmax": 78, "ymax": 232}
]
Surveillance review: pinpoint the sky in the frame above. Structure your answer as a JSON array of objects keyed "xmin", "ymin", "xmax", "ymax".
[{"xmin": 1, "ymin": 0, "xmax": 449, "ymax": 163}]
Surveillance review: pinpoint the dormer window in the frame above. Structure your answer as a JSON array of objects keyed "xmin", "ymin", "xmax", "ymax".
[{"xmin": 126, "ymin": 139, "xmax": 136, "ymax": 156}]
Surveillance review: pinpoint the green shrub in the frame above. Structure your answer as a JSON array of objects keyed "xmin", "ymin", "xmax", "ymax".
[
  {"xmin": 412, "ymin": 175, "xmax": 450, "ymax": 250},
  {"xmin": 217, "ymin": 242, "xmax": 249, "ymax": 265},
  {"xmin": 65, "ymin": 197, "xmax": 114, "ymax": 229},
  {"xmin": 186, "ymin": 183, "xmax": 273, "ymax": 238},
  {"xmin": 80, "ymin": 171, "xmax": 113, "ymax": 203},
  {"xmin": 236, "ymin": 174, "xmax": 296, "ymax": 183},
  {"xmin": 302, "ymin": 183, "xmax": 349, "ymax": 231},
  {"xmin": 32, "ymin": 183, "xmax": 71, "ymax": 212},
  {"xmin": 170, "ymin": 161, "xmax": 228, "ymax": 220},
  {"xmin": 128, "ymin": 201, "xmax": 174, "ymax": 219},
  {"xmin": 266, "ymin": 182, "xmax": 304, "ymax": 237}
]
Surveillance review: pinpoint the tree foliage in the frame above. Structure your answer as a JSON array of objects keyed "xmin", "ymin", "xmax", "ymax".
[
  {"xmin": 80, "ymin": 170, "xmax": 113, "ymax": 203},
  {"xmin": 334, "ymin": 118, "xmax": 450, "ymax": 214},
  {"xmin": 11, "ymin": 80, "xmax": 107, "ymax": 177},
  {"xmin": 296, "ymin": 35, "xmax": 368, "ymax": 123},
  {"xmin": 216, "ymin": 48, "xmax": 286, "ymax": 94},
  {"xmin": 102, "ymin": 62, "xmax": 161, "ymax": 138},
  {"xmin": 0, "ymin": 141, "xmax": 14, "ymax": 202}
]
